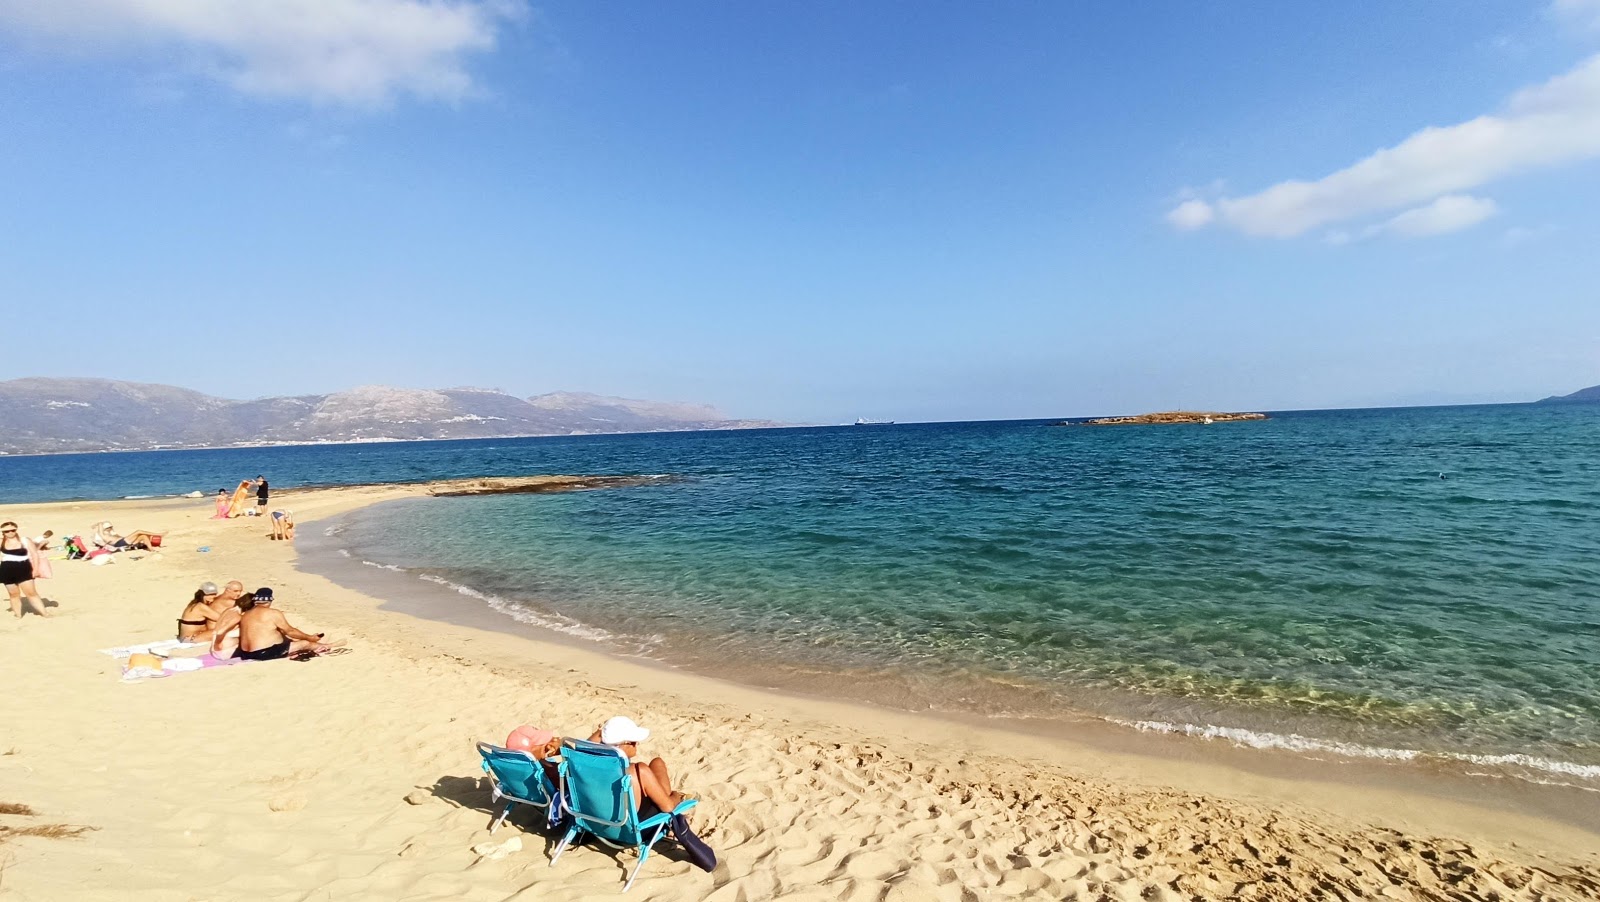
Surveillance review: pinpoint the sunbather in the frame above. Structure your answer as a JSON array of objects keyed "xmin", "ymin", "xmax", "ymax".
[
  {"xmin": 91, "ymin": 522, "xmax": 165, "ymax": 551},
  {"xmin": 210, "ymin": 593, "xmax": 255, "ymax": 658},
  {"xmin": 208, "ymin": 580, "xmax": 245, "ymax": 615},
  {"xmin": 589, "ymin": 716, "xmax": 688, "ymax": 817},
  {"xmin": 236, "ymin": 588, "xmax": 331, "ymax": 660},
  {"xmin": 176, "ymin": 584, "xmax": 222, "ymax": 641}
]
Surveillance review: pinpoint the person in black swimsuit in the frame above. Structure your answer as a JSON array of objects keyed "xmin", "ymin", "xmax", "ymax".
[
  {"xmin": 176, "ymin": 583, "xmax": 221, "ymax": 641},
  {"xmin": 1, "ymin": 521, "xmax": 48, "ymax": 619},
  {"xmin": 255, "ymin": 476, "xmax": 269, "ymax": 514}
]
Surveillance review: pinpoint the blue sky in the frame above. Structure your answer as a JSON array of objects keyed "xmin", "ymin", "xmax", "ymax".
[{"xmin": 1, "ymin": 1, "xmax": 1597, "ymax": 423}]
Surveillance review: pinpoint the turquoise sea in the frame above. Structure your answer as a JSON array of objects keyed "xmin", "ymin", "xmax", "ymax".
[{"xmin": 5, "ymin": 403, "xmax": 1599, "ymax": 789}]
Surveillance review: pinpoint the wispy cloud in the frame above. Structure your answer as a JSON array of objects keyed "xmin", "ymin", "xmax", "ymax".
[
  {"xmin": 1553, "ymin": 0, "xmax": 1600, "ymax": 33},
  {"xmin": 1169, "ymin": 52, "xmax": 1600, "ymax": 239},
  {"xmin": 0, "ymin": 0, "xmax": 526, "ymax": 107}
]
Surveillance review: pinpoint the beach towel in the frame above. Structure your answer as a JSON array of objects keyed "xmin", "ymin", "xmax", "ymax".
[
  {"xmin": 26, "ymin": 538, "xmax": 52, "ymax": 580},
  {"xmin": 226, "ymin": 480, "xmax": 253, "ymax": 518},
  {"xmin": 99, "ymin": 639, "xmax": 207, "ymax": 659},
  {"xmin": 121, "ymin": 653, "xmax": 248, "ymax": 683}
]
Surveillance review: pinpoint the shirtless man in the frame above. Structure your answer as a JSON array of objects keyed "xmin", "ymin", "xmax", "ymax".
[
  {"xmin": 236, "ymin": 587, "xmax": 327, "ymax": 661},
  {"xmin": 208, "ymin": 580, "xmax": 245, "ymax": 615}
]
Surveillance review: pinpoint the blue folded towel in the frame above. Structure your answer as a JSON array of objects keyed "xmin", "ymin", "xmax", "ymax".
[{"xmin": 670, "ymin": 814, "xmax": 716, "ymax": 872}]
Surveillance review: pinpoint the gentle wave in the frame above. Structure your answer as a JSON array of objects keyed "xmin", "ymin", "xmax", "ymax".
[
  {"xmin": 413, "ymin": 573, "xmax": 613, "ymax": 643},
  {"xmin": 1118, "ymin": 719, "xmax": 1600, "ymax": 787},
  {"xmin": 1451, "ymin": 751, "xmax": 1600, "ymax": 780},
  {"xmin": 1117, "ymin": 719, "xmax": 1420, "ymax": 761}
]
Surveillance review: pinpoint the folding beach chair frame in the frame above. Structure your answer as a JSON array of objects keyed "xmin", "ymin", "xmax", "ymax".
[
  {"xmin": 549, "ymin": 738, "xmax": 698, "ymax": 892},
  {"xmin": 476, "ymin": 741, "xmax": 556, "ymax": 834}
]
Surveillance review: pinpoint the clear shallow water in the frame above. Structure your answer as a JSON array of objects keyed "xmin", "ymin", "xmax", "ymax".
[{"xmin": 6, "ymin": 405, "xmax": 1600, "ymax": 787}]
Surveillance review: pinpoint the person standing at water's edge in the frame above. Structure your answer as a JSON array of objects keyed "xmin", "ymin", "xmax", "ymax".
[
  {"xmin": 1, "ymin": 521, "xmax": 49, "ymax": 619},
  {"xmin": 255, "ymin": 476, "xmax": 269, "ymax": 516}
]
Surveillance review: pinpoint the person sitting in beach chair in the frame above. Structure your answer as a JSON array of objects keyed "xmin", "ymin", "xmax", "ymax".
[
  {"xmin": 236, "ymin": 587, "xmax": 332, "ymax": 661},
  {"xmin": 588, "ymin": 716, "xmax": 692, "ymax": 820},
  {"xmin": 91, "ymin": 522, "xmax": 165, "ymax": 552},
  {"xmin": 554, "ymin": 716, "xmax": 715, "ymax": 884}
]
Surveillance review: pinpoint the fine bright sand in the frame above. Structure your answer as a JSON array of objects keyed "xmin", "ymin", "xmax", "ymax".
[{"xmin": 2, "ymin": 485, "xmax": 1598, "ymax": 901}]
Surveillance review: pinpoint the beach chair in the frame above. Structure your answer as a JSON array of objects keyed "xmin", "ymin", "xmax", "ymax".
[
  {"xmin": 476, "ymin": 741, "xmax": 558, "ymax": 834},
  {"xmin": 550, "ymin": 738, "xmax": 698, "ymax": 892}
]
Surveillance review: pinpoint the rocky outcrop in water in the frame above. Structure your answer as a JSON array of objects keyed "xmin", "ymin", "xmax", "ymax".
[{"xmin": 1064, "ymin": 411, "xmax": 1268, "ymax": 426}]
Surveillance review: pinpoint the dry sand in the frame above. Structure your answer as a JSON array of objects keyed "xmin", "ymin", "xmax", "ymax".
[{"xmin": 2, "ymin": 485, "xmax": 1598, "ymax": 901}]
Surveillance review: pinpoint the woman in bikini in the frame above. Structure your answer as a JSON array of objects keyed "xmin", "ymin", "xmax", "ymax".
[
  {"xmin": 176, "ymin": 586, "xmax": 222, "ymax": 641},
  {"xmin": 1, "ymin": 521, "xmax": 48, "ymax": 619}
]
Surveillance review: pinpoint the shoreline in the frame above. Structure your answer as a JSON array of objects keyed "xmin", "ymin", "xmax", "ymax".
[
  {"xmin": 306, "ymin": 496, "xmax": 1600, "ymax": 836},
  {"xmin": 3, "ymin": 485, "xmax": 1598, "ymax": 899}
]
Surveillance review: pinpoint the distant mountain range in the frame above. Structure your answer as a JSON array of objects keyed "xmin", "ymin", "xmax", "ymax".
[
  {"xmin": 1538, "ymin": 384, "xmax": 1600, "ymax": 403},
  {"xmin": 0, "ymin": 378, "xmax": 786, "ymax": 455}
]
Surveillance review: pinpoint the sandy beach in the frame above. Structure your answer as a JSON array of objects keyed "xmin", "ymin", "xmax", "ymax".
[{"xmin": 2, "ymin": 484, "xmax": 1598, "ymax": 901}]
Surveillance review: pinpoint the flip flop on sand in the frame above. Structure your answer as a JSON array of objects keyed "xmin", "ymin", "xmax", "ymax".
[{"xmin": 291, "ymin": 647, "xmax": 354, "ymax": 662}]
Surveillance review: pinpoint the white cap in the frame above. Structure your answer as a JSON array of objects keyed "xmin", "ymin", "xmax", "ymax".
[{"xmin": 600, "ymin": 716, "xmax": 650, "ymax": 745}]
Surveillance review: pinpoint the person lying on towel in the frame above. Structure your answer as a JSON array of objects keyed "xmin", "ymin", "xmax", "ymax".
[{"xmin": 91, "ymin": 522, "xmax": 165, "ymax": 551}]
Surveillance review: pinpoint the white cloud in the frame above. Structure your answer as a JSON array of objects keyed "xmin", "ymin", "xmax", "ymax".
[
  {"xmin": 1165, "ymin": 199, "xmax": 1214, "ymax": 230},
  {"xmin": 1370, "ymin": 194, "xmax": 1499, "ymax": 238},
  {"xmin": 1169, "ymin": 52, "xmax": 1600, "ymax": 238},
  {"xmin": 0, "ymin": 0, "xmax": 526, "ymax": 107}
]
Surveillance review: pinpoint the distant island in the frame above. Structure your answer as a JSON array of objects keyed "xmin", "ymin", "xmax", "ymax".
[
  {"xmin": 1538, "ymin": 384, "xmax": 1600, "ymax": 403},
  {"xmin": 1060, "ymin": 411, "xmax": 1269, "ymax": 426}
]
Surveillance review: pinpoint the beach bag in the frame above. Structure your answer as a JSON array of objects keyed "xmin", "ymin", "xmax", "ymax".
[{"xmin": 65, "ymin": 536, "xmax": 87, "ymax": 560}]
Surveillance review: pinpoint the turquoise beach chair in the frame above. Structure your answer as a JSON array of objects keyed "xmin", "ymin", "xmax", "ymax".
[
  {"xmin": 549, "ymin": 738, "xmax": 698, "ymax": 892},
  {"xmin": 476, "ymin": 741, "xmax": 557, "ymax": 834}
]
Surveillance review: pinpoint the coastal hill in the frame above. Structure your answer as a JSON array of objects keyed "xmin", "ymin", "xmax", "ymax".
[
  {"xmin": 0, "ymin": 378, "xmax": 784, "ymax": 455},
  {"xmin": 1538, "ymin": 383, "xmax": 1600, "ymax": 403}
]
